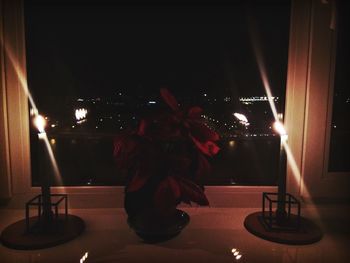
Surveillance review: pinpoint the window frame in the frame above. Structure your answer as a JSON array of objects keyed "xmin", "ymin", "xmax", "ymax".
[{"xmin": 2, "ymin": 0, "xmax": 349, "ymax": 206}]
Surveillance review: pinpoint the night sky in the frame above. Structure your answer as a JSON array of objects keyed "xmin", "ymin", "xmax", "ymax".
[{"xmin": 24, "ymin": 1, "xmax": 291, "ymax": 115}]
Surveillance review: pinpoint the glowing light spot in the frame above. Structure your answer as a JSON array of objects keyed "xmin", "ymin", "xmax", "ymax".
[
  {"xmin": 273, "ymin": 121, "xmax": 287, "ymax": 136},
  {"xmin": 80, "ymin": 252, "xmax": 89, "ymax": 263},
  {"xmin": 30, "ymin": 108, "xmax": 38, "ymax": 116},
  {"xmin": 228, "ymin": 140, "xmax": 235, "ymax": 147},
  {"xmin": 236, "ymin": 254, "xmax": 242, "ymax": 260},
  {"xmin": 231, "ymin": 248, "xmax": 237, "ymax": 253},
  {"xmin": 234, "ymin": 251, "xmax": 239, "ymax": 256},
  {"xmin": 3, "ymin": 34, "xmax": 63, "ymax": 188},
  {"xmin": 33, "ymin": 115, "xmax": 46, "ymax": 133},
  {"xmin": 249, "ymin": 23, "xmax": 314, "ymax": 203},
  {"xmin": 50, "ymin": 139, "xmax": 56, "ymax": 145},
  {"xmin": 75, "ymin": 108, "xmax": 88, "ymax": 121},
  {"xmin": 233, "ymin": 113, "xmax": 248, "ymax": 124}
]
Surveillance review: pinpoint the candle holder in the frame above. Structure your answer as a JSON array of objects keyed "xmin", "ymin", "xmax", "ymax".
[
  {"xmin": 243, "ymin": 121, "xmax": 323, "ymax": 245},
  {"xmin": 0, "ymin": 114, "xmax": 85, "ymax": 250},
  {"xmin": 25, "ymin": 194, "xmax": 68, "ymax": 233},
  {"xmin": 261, "ymin": 192, "xmax": 301, "ymax": 231}
]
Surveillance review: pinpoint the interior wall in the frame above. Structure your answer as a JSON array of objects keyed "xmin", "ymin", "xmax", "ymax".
[
  {"xmin": 0, "ymin": 0, "xmax": 32, "ymax": 201},
  {"xmin": 0, "ymin": 0, "xmax": 12, "ymax": 202}
]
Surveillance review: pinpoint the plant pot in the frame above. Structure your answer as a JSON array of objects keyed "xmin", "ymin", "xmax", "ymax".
[{"xmin": 127, "ymin": 209, "xmax": 190, "ymax": 243}]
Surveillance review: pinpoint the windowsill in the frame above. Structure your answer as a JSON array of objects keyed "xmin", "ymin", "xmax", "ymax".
[{"xmin": 3, "ymin": 185, "xmax": 277, "ymax": 209}]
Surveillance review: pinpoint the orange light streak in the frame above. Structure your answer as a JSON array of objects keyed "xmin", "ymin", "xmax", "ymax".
[{"xmin": 1, "ymin": 35, "xmax": 63, "ymax": 187}]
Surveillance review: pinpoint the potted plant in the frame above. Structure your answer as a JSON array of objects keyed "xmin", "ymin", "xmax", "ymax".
[{"xmin": 114, "ymin": 88, "xmax": 220, "ymax": 241}]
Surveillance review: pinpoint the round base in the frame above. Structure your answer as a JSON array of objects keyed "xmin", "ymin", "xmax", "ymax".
[
  {"xmin": 0, "ymin": 214, "xmax": 85, "ymax": 250},
  {"xmin": 244, "ymin": 212, "xmax": 323, "ymax": 245},
  {"xmin": 128, "ymin": 209, "xmax": 190, "ymax": 243}
]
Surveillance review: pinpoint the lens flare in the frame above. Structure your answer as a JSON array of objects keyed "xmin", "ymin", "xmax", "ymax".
[
  {"xmin": 273, "ymin": 121, "xmax": 287, "ymax": 136},
  {"xmin": 248, "ymin": 19, "xmax": 313, "ymax": 200},
  {"xmin": 1, "ymin": 33, "xmax": 63, "ymax": 188},
  {"xmin": 41, "ymin": 133, "xmax": 63, "ymax": 186}
]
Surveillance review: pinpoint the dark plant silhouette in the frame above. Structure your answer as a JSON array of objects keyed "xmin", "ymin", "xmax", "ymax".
[{"xmin": 114, "ymin": 88, "xmax": 220, "ymax": 218}]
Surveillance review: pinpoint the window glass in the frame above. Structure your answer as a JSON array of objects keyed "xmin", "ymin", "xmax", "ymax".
[
  {"xmin": 25, "ymin": 1, "xmax": 291, "ymax": 186},
  {"xmin": 328, "ymin": 1, "xmax": 350, "ymax": 172}
]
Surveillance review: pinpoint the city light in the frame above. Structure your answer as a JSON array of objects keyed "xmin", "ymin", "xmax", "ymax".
[
  {"xmin": 75, "ymin": 108, "xmax": 88, "ymax": 121},
  {"xmin": 228, "ymin": 140, "xmax": 236, "ymax": 147},
  {"xmin": 239, "ymin": 96, "xmax": 278, "ymax": 102},
  {"xmin": 233, "ymin": 113, "xmax": 249, "ymax": 126},
  {"xmin": 233, "ymin": 113, "xmax": 248, "ymax": 123}
]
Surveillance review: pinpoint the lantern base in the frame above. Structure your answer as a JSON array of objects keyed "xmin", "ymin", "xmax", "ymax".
[
  {"xmin": 244, "ymin": 211, "xmax": 323, "ymax": 245},
  {"xmin": 0, "ymin": 214, "xmax": 85, "ymax": 250}
]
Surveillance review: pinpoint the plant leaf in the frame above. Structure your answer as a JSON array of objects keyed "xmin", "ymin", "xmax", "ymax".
[
  {"xmin": 177, "ymin": 176, "xmax": 209, "ymax": 206},
  {"xmin": 196, "ymin": 152, "xmax": 211, "ymax": 179},
  {"xmin": 187, "ymin": 106, "xmax": 203, "ymax": 119},
  {"xmin": 190, "ymin": 135, "xmax": 220, "ymax": 157},
  {"xmin": 160, "ymin": 87, "xmax": 179, "ymax": 112},
  {"xmin": 188, "ymin": 121, "xmax": 220, "ymax": 142},
  {"xmin": 153, "ymin": 177, "xmax": 179, "ymax": 215},
  {"xmin": 127, "ymin": 169, "xmax": 151, "ymax": 192},
  {"xmin": 113, "ymin": 135, "xmax": 141, "ymax": 169}
]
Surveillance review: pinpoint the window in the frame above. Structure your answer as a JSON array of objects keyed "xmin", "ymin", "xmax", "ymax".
[
  {"xmin": 328, "ymin": 1, "xmax": 350, "ymax": 172},
  {"xmin": 25, "ymin": 1, "xmax": 291, "ymax": 186}
]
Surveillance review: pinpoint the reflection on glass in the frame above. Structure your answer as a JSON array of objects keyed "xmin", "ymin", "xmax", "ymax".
[{"xmin": 231, "ymin": 248, "xmax": 243, "ymax": 261}]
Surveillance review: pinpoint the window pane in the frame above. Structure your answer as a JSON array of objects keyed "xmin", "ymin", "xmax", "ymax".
[
  {"xmin": 328, "ymin": 1, "xmax": 350, "ymax": 172},
  {"xmin": 25, "ymin": 1, "xmax": 290, "ymax": 186}
]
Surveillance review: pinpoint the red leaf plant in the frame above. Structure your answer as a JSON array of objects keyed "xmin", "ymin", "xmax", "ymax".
[{"xmin": 114, "ymin": 88, "xmax": 220, "ymax": 218}]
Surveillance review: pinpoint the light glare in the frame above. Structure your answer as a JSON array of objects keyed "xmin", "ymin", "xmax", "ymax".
[
  {"xmin": 233, "ymin": 113, "xmax": 248, "ymax": 123},
  {"xmin": 75, "ymin": 108, "xmax": 88, "ymax": 121},
  {"xmin": 33, "ymin": 115, "xmax": 46, "ymax": 133},
  {"xmin": 273, "ymin": 121, "xmax": 287, "ymax": 136}
]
